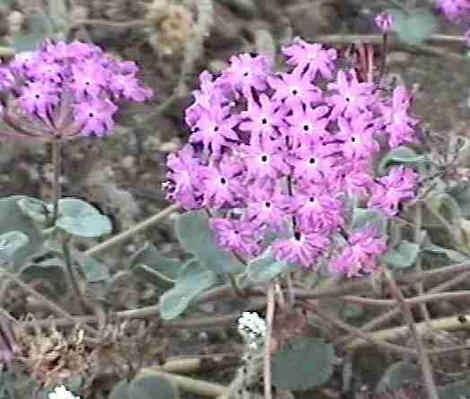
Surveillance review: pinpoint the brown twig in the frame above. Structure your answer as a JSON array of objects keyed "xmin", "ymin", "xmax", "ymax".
[{"xmin": 384, "ymin": 270, "xmax": 440, "ymax": 399}]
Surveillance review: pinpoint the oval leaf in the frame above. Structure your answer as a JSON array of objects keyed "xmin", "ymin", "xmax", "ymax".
[
  {"xmin": 129, "ymin": 375, "xmax": 179, "ymax": 399},
  {"xmin": 383, "ymin": 240, "xmax": 419, "ymax": 268},
  {"xmin": 55, "ymin": 198, "xmax": 112, "ymax": 238},
  {"xmin": 272, "ymin": 337, "xmax": 335, "ymax": 391},
  {"xmin": 159, "ymin": 259, "xmax": 216, "ymax": 320},
  {"xmin": 0, "ymin": 231, "xmax": 29, "ymax": 265},
  {"xmin": 175, "ymin": 211, "xmax": 243, "ymax": 274},
  {"xmin": 240, "ymin": 249, "xmax": 289, "ymax": 286}
]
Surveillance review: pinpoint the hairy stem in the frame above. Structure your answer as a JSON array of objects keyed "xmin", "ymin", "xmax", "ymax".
[
  {"xmin": 264, "ymin": 283, "xmax": 275, "ymax": 399},
  {"xmin": 52, "ymin": 139, "xmax": 62, "ymax": 223}
]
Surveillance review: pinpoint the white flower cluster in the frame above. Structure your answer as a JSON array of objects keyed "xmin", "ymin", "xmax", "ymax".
[
  {"xmin": 48, "ymin": 386, "xmax": 80, "ymax": 399},
  {"xmin": 237, "ymin": 312, "xmax": 267, "ymax": 348}
]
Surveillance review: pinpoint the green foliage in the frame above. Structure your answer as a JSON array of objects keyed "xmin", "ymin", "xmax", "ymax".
[
  {"xmin": 448, "ymin": 183, "xmax": 470, "ymax": 218},
  {"xmin": 379, "ymin": 146, "xmax": 426, "ymax": 174},
  {"xmin": 71, "ymin": 248, "xmax": 110, "ymax": 283},
  {"xmin": 0, "ymin": 232, "xmax": 29, "ymax": 265},
  {"xmin": 130, "ymin": 243, "xmax": 180, "ymax": 287},
  {"xmin": 438, "ymin": 380, "xmax": 470, "ymax": 398},
  {"xmin": 159, "ymin": 259, "xmax": 216, "ymax": 320},
  {"xmin": 110, "ymin": 375, "xmax": 180, "ymax": 399},
  {"xmin": 376, "ymin": 361, "xmax": 419, "ymax": 393},
  {"xmin": 383, "ymin": 240, "xmax": 420, "ymax": 268},
  {"xmin": 351, "ymin": 208, "xmax": 387, "ymax": 235},
  {"xmin": 175, "ymin": 211, "xmax": 243, "ymax": 275},
  {"xmin": 271, "ymin": 337, "xmax": 335, "ymax": 391},
  {"xmin": 12, "ymin": 12, "xmax": 54, "ymax": 52},
  {"xmin": 239, "ymin": 249, "xmax": 289, "ymax": 286},
  {"xmin": 55, "ymin": 199, "xmax": 112, "ymax": 238},
  {"xmin": 0, "ymin": 197, "xmax": 43, "ymax": 269},
  {"xmin": 389, "ymin": 8, "xmax": 437, "ymax": 45},
  {"xmin": 17, "ymin": 197, "xmax": 49, "ymax": 224}
]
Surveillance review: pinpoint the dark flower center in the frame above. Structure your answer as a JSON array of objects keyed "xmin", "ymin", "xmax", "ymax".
[
  {"xmin": 261, "ymin": 155, "xmax": 268, "ymax": 162},
  {"xmin": 309, "ymin": 197, "xmax": 315, "ymax": 202},
  {"xmin": 294, "ymin": 231, "xmax": 301, "ymax": 241},
  {"xmin": 292, "ymin": 89, "xmax": 298, "ymax": 95},
  {"xmin": 220, "ymin": 177, "xmax": 227, "ymax": 185},
  {"xmin": 309, "ymin": 157, "xmax": 316, "ymax": 164},
  {"xmin": 261, "ymin": 118, "xmax": 268, "ymax": 125},
  {"xmin": 214, "ymin": 126, "xmax": 219, "ymax": 132},
  {"xmin": 88, "ymin": 112, "xmax": 94, "ymax": 118},
  {"xmin": 303, "ymin": 124, "xmax": 309, "ymax": 131},
  {"xmin": 351, "ymin": 136, "xmax": 357, "ymax": 143},
  {"xmin": 265, "ymin": 201, "xmax": 271, "ymax": 208}
]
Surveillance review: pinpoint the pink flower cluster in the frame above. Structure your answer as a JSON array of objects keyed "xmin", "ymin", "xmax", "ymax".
[
  {"xmin": 166, "ymin": 38, "xmax": 420, "ymax": 276},
  {"xmin": 436, "ymin": 0, "xmax": 470, "ymax": 45},
  {"xmin": 0, "ymin": 41, "xmax": 152, "ymax": 138}
]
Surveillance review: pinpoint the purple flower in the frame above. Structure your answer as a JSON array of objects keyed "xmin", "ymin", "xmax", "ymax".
[
  {"xmin": 436, "ymin": 0, "xmax": 470, "ymax": 21},
  {"xmin": 380, "ymin": 86, "xmax": 418, "ymax": 148},
  {"xmin": 283, "ymin": 38, "xmax": 337, "ymax": 80},
  {"xmin": 201, "ymin": 158, "xmax": 244, "ymax": 208},
  {"xmin": 19, "ymin": 80, "xmax": 59, "ymax": 117},
  {"xmin": 285, "ymin": 104, "xmax": 331, "ymax": 147},
  {"xmin": 239, "ymin": 94, "xmax": 287, "ymax": 145},
  {"xmin": 0, "ymin": 40, "xmax": 152, "ymax": 140},
  {"xmin": 268, "ymin": 68, "xmax": 322, "ymax": 108},
  {"xmin": 337, "ymin": 114, "xmax": 380, "ymax": 160},
  {"xmin": 273, "ymin": 231, "xmax": 330, "ymax": 268},
  {"xmin": 330, "ymin": 229, "xmax": 386, "ymax": 277},
  {"xmin": 328, "ymin": 70, "xmax": 375, "ymax": 119},
  {"xmin": 73, "ymin": 98, "xmax": 118, "ymax": 136},
  {"xmin": 166, "ymin": 37, "xmax": 420, "ymax": 273},
  {"xmin": 375, "ymin": 12, "xmax": 394, "ymax": 32},
  {"xmin": 190, "ymin": 106, "xmax": 239, "ymax": 156},
  {"xmin": 166, "ymin": 145, "xmax": 203, "ymax": 209},
  {"xmin": 211, "ymin": 218, "xmax": 261, "ymax": 257},
  {"xmin": 222, "ymin": 53, "xmax": 272, "ymax": 98},
  {"xmin": 241, "ymin": 138, "xmax": 290, "ymax": 183},
  {"xmin": 369, "ymin": 166, "xmax": 418, "ymax": 216},
  {"xmin": 246, "ymin": 187, "xmax": 289, "ymax": 231}
]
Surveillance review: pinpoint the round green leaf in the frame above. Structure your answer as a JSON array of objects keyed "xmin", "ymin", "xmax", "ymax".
[
  {"xmin": 389, "ymin": 8, "xmax": 437, "ymax": 45},
  {"xmin": 159, "ymin": 259, "xmax": 216, "ymax": 320},
  {"xmin": 175, "ymin": 211, "xmax": 243, "ymax": 274},
  {"xmin": 379, "ymin": 146, "xmax": 426, "ymax": 174},
  {"xmin": 240, "ymin": 248, "xmax": 289, "ymax": 286},
  {"xmin": 55, "ymin": 198, "xmax": 112, "ymax": 238},
  {"xmin": 130, "ymin": 243, "xmax": 180, "ymax": 287},
  {"xmin": 272, "ymin": 337, "xmax": 335, "ymax": 391},
  {"xmin": 0, "ymin": 231, "xmax": 29, "ymax": 265},
  {"xmin": 383, "ymin": 240, "xmax": 420, "ymax": 269},
  {"xmin": 129, "ymin": 375, "xmax": 179, "ymax": 399},
  {"xmin": 109, "ymin": 380, "xmax": 130, "ymax": 399},
  {"xmin": 17, "ymin": 197, "xmax": 49, "ymax": 223}
]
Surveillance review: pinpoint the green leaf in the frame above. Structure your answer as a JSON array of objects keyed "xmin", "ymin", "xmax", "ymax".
[
  {"xmin": 0, "ymin": 232, "xmax": 29, "ymax": 265},
  {"xmin": 383, "ymin": 240, "xmax": 419, "ymax": 268},
  {"xmin": 71, "ymin": 248, "xmax": 110, "ymax": 283},
  {"xmin": 438, "ymin": 380, "xmax": 470, "ymax": 399},
  {"xmin": 448, "ymin": 183, "xmax": 470, "ymax": 218},
  {"xmin": 239, "ymin": 249, "xmax": 289, "ymax": 286},
  {"xmin": 422, "ymin": 241, "xmax": 467, "ymax": 263},
  {"xmin": 20, "ymin": 257, "xmax": 66, "ymax": 288},
  {"xmin": 378, "ymin": 146, "xmax": 426, "ymax": 174},
  {"xmin": 55, "ymin": 198, "xmax": 112, "ymax": 238},
  {"xmin": 109, "ymin": 380, "xmax": 131, "ymax": 399},
  {"xmin": 129, "ymin": 375, "xmax": 179, "ymax": 399},
  {"xmin": 159, "ymin": 259, "xmax": 217, "ymax": 320},
  {"xmin": 351, "ymin": 208, "xmax": 387, "ymax": 235},
  {"xmin": 389, "ymin": 8, "xmax": 437, "ymax": 45},
  {"xmin": 11, "ymin": 33, "xmax": 44, "ymax": 52},
  {"xmin": 271, "ymin": 337, "xmax": 335, "ymax": 391},
  {"xmin": 175, "ymin": 211, "xmax": 243, "ymax": 274},
  {"xmin": 17, "ymin": 197, "xmax": 49, "ymax": 224},
  {"xmin": 130, "ymin": 243, "xmax": 180, "ymax": 287},
  {"xmin": 0, "ymin": 197, "xmax": 43, "ymax": 269},
  {"xmin": 376, "ymin": 361, "xmax": 419, "ymax": 393}
]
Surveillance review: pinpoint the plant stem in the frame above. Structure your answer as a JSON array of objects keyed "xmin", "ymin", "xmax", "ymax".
[
  {"xmin": 384, "ymin": 270, "xmax": 440, "ymax": 399},
  {"xmin": 263, "ymin": 284, "xmax": 275, "ymax": 399},
  {"xmin": 85, "ymin": 204, "xmax": 179, "ymax": 257},
  {"xmin": 62, "ymin": 237, "xmax": 89, "ymax": 313},
  {"xmin": 52, "ymin": 139, "xmax": 62, "ymax": 223}
]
